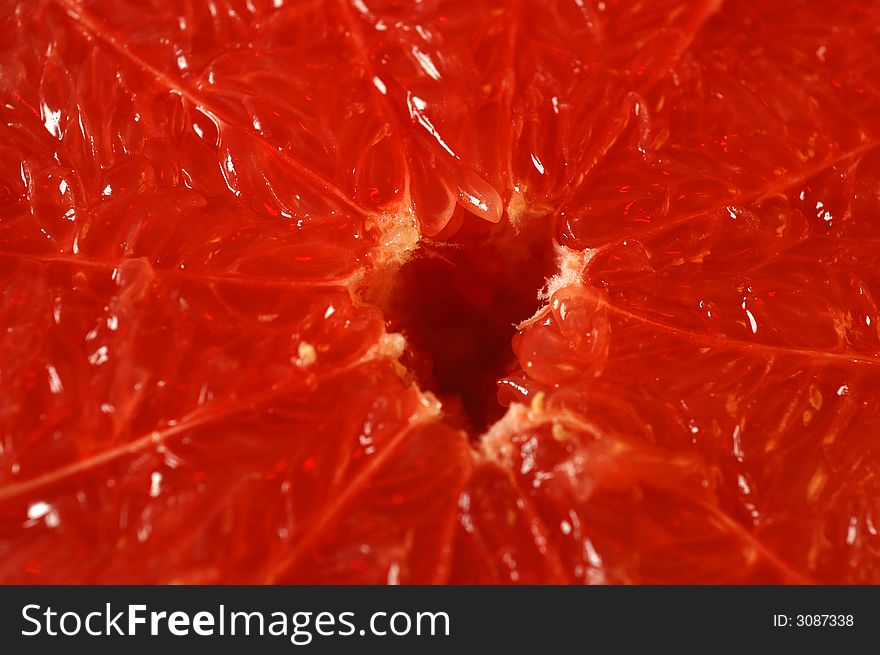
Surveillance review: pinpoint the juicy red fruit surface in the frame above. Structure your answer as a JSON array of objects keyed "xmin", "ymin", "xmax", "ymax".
[{"xmin": 2, "ymin": 0, "xmax": 880, "ymax": 584}]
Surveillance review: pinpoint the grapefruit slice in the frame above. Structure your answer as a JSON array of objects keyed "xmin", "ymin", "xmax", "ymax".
[
  {"xmin": 2, "ymin": 0, "xmax": 880, "ymax": 584},
  {"xmin": 0, "ymin": 0, "xmax": 470, "ymax": 583},
  {"xmin": 456, "ymin": 1, "xmax": 880, "ymax": 583}
]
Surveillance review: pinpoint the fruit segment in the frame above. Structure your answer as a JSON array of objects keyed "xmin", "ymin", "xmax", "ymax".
[
  {"xmin": 3, "ymin": 0, "xmax": 880, "ymax": 584},
  {"xmin": 0, "ymin": 0, "xmax": 470, "ymax": 583},
  {"xmin": 464, "ymin": 1, "xmax": 880, "ymax": 583}
]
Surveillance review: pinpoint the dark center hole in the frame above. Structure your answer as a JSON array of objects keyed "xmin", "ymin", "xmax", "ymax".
[{"xmin": 385, "ymin": 211, "xmax": 557, "ymax": 434}]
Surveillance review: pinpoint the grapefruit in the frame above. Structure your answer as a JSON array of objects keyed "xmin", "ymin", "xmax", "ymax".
[{"xmin": 1, "ymin": 0, "xmax": 879, "ymax": 583}]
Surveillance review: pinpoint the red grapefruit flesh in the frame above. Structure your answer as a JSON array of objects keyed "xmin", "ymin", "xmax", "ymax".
[
  {"xmin": 2, "ymin": 0, "xmax": 880, "ymax": 584},
  {"xmin": 0, "ymin": 0, "xmax": 471, "ymax": 583},
  {"xmin": 456, "ymin": 2, "xmax": 880, "ymax": 583}
]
